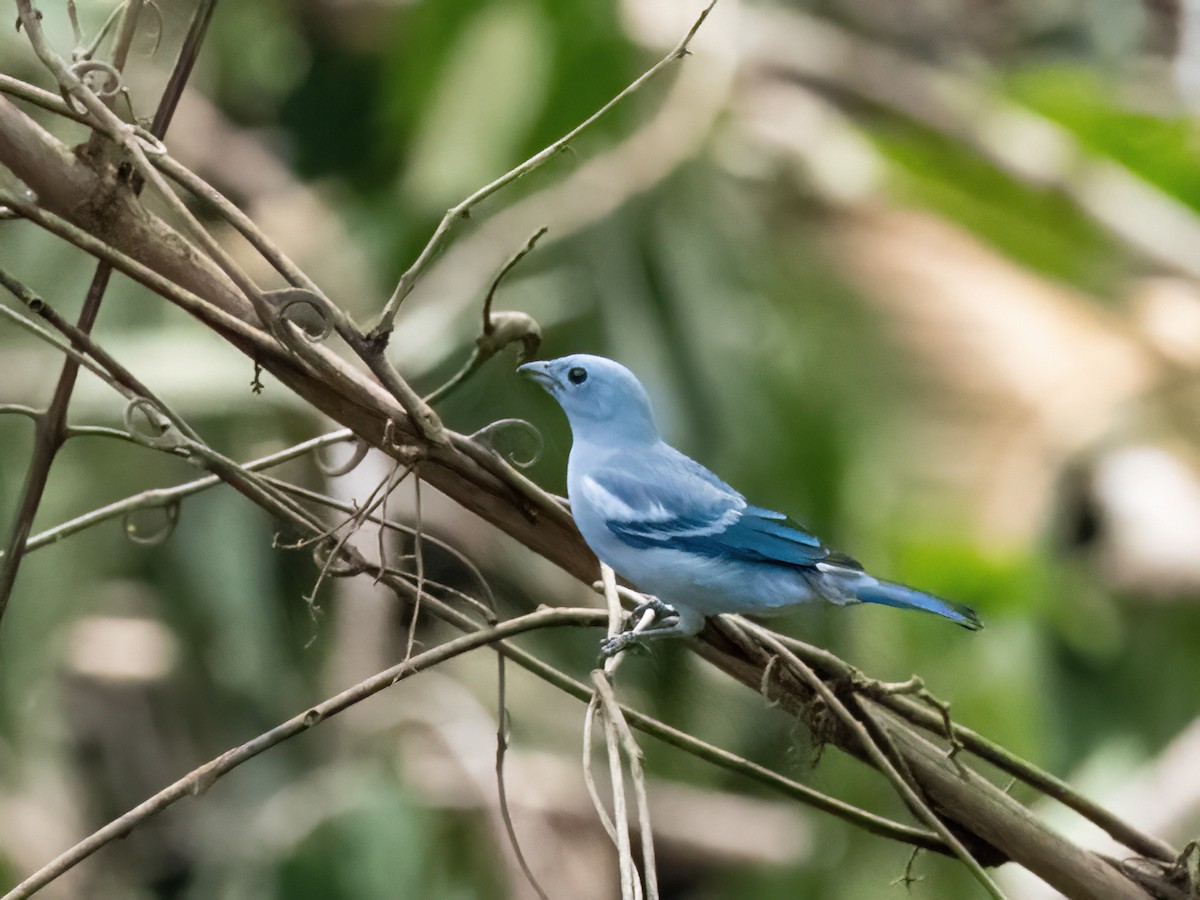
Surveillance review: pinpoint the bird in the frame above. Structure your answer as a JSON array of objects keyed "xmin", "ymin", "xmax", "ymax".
[{"xmin": 518, "ymin": 354, "xmax": 981, "ymax": 655}]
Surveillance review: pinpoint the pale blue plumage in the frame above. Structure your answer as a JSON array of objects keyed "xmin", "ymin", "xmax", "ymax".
[{"xmin": 519, "ymin": 354, "xmax": 981, "ymax": 653}]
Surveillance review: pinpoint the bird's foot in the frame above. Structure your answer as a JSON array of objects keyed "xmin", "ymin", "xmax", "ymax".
[
  {"xmin": 630, "ymin": 596, "xmax": 679, "ymax": 627},
  {"xmin": 600, "ymin": 630, "xmax": 648, "ymax": 659},
  {"xmin": 600, "ymin": 599, "xmax": 687, "ymax": 658}
]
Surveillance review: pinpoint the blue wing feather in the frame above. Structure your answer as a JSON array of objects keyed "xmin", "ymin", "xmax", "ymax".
[
  {"xmin": 611, "ymin": 506, "xmax": 850, "ymax": 568},
  {"xmin": 590, "ymin": 464, "xmax": 853, "ymax": 569}
]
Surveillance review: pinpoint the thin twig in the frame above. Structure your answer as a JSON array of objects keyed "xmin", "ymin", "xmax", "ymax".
[
  {"xmin": 284, "ymin": 460, "xmax": 407, "ymax": 552},
  {"xmin": 582, "ymin": 696, "xmax": 621, "ymax": 845},
  {"xmin": 370, "ymin": 0, "xmax": 719, "ymax": 338},
  {"xmin": 0, "ymin": 0, "xmax": 165, "ymax": 630},
  {"xmin": 588, "ymin": 564, "xmax": 657, "ymax": 898},
  {"xmin": 584, "ymin": 566, "xmax": 636, "ymax": 896},
  {"xmin": 345, "ymin": 340, "xmax": 447, "ymax": 446},
  {"xmin": 266, "ymin": 480, "xmax": 496, "ymax": 621},
  {"xmin": 15, "ymin": 431, "xmax": 352, "ymax": 555},
  {"xmin": 0, "ymin": 405, "xmax": 41, "ymax": 423},
  {"xmin": 423, "ymin": 226, "xmax": 548, "ymax": 406},
  {"xmin": 75, "ymin": 2, "xmax": 126, "ymax": 64},
  {"xmin": 494, "ymin": 652, "xmax": 550, "ymax": 900},
  {"xmin": 375, "ymin": 460, "xmax": 397, "ymax": 580},
  {"xmin": 600, "ymin": 564, "xmax": 627, "ymax": 671},
  {"xmin": 597, "ymin": 679, "xmax": 639, "ymax": 900},
  {"xmin": 593, "ymin": 673, "xmax": 659, "ymax": 900},
  {"xmin": 1, "ymin": 608, "xmax": 605, "ymax": 900},
  {"xmin": 404, "ymin": 475, "xmax": 426, "ymax": 660},
  {"xmin": 0, "ymin": 408, "xmax": 135, "ymax": 447},
  {"xmin": 0, "ymin": 300, "xmax": 129, "ymax": 396},
  {"xmin": 481, "ymin": 225, "xmax": 548, "ymax": 335}
]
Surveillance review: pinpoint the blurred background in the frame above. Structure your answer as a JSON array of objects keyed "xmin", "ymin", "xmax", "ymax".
[{"xmin": 2, "ymin": 0, "xmax": 1200, "ymax": 896}]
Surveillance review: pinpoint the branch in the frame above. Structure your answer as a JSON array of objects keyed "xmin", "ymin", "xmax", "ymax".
[
  {"xmin": 0, "ymin": 608, "xmax": 607, "ymax": 900},
  {"xmin": 694, "ymin": 619, "xmax": 1156, "ymax": 900},
  {"xmin": 770, "ymin": 632, "xmax": 1177, "ymax": 865},
  {"xmin": 0, "ymin": 12, "xmax": 1175, "ymax": 898},
  {"xmin": 0, "ymin": 0, "xmax": 207, "ymax": 629},
  {"xmin": 742, "ymin": 621, "xmax": 1006, "ymax": 899},
  {"xmin": 866, "ymin": 684, "xmax": 1179, "ymax": 864},
  {"xmin": 11, "ymin": 430, "xmax": 353, "ymax": 556},
  {"xmin": 4, "ymin": 389, "xmax": 951, "ymax": 900}
]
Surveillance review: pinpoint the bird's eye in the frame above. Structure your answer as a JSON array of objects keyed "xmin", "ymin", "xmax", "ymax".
[{"xmin": 567, "ymin": 367, "xmax": 588, "ymax": 385}]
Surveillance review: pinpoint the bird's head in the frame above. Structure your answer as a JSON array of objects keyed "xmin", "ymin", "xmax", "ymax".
[{"xmin": 518, "ymin": 354, "xmax": 660, "ymax": 445}]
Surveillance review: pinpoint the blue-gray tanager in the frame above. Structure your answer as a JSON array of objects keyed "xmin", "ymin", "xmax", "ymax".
[{"xmin": 519, "ymin": 354, "xmax": 981, "ymax": 655}]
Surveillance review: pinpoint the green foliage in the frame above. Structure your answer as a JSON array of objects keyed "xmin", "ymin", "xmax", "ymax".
[
  {"xmin": 873, "ymin": 120, "xmax": 1129, "ymax": 297},
  {"xmin": 1008, "ymin": 64, "xmax": 1200, "ymax": 206}
]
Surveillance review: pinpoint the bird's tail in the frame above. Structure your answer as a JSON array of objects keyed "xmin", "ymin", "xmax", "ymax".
[{"xmin": 853, "ymin": 579, "xmax": 982, "ymax": 630}]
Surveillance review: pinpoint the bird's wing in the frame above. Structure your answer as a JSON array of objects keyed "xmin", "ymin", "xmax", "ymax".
[{"xmin": 581, "ymin": 459, "xmax": 855, "ymax": 569}]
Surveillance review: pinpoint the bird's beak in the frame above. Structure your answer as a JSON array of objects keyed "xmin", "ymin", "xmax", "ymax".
[{"xmin": 517, "ymin": 360, "xmax": 557, "ymax": 392}]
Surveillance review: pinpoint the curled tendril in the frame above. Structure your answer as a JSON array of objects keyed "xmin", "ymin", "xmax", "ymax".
[
  {"xmin": 141, "ymin": 0, "xmax": 165, "ymax": 56},
  {"xmin": 312, "ymin": 540, "xmax": 368, "ymax": 578},
  {"xmin": 470, "ymin": 418, "xmax": 543, "ymax": 469},
  {"xmin": 317, "ymin": 438, "xmax": 370, "ymax": 477},
  {"xmin": 123, "ymin": 397, "xmax": 186, "ymax": 450},
  {"xmin": 262, "ymin": 288, "xmax": 333, "ymax": 343},
  {"xmin": 131, "ymin": 126, "xmax": 169, "ymax": 157},
  {"xmin": 122, "ymin": 500, "xmax": 181, "ymax": 546},
  {"xmin": 71, "ymin": 59, "xmax": 123, "ymax": 98}
]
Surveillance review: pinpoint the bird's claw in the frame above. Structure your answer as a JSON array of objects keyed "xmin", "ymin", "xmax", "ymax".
[
  {"xmin": 600, "ymin": 630, "xmax": 646, "ymax": 658},
  {"xmin": 600, "ymin": 598, "xmax": 679, "ymax": 658}
]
